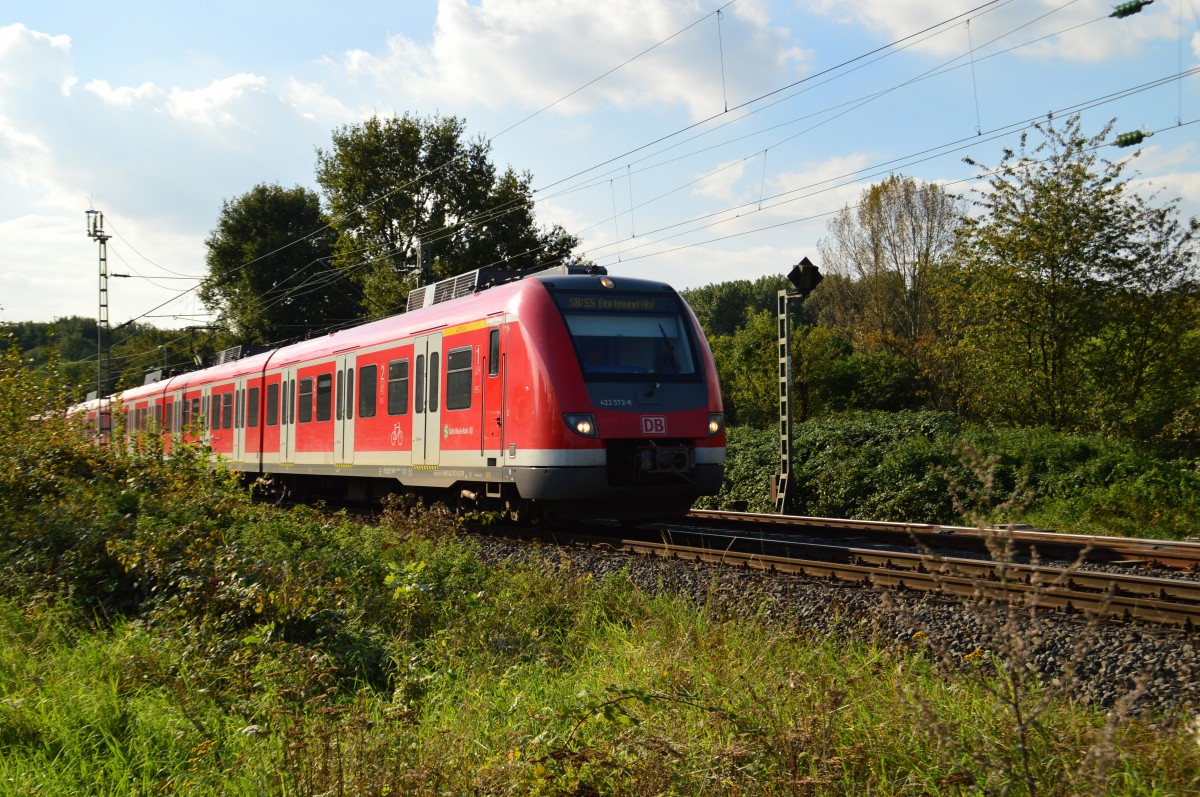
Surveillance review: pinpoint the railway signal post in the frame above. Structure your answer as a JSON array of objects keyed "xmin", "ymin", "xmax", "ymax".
[
  {"xmin": 775, "ymin": 256, "xmax": 822, "ymax": 514},
  {"xmin": 86, "ymin": 209, "xmax": 112, "ymax": 432}
]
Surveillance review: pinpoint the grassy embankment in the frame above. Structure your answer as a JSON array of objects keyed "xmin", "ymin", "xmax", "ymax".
[
  {"xmin": 700, "ymin": 413, "xmax": 1200, "ymax": 540},
  {"xmin": 2, "ymin": 350, "xmax": 1198, "ymax": 794}
]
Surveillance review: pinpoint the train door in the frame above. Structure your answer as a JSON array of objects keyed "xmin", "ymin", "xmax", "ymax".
[
  {"xmin": 483, "ymin": 324, "xmax": 505, "ymax": 459},
  {"xmin": 334, "ymin": 353, "xmax": 355, "ymax": 466},
  {"xmin": 280, "ymin": 366, "xmax": 298, "ymax": 465},
  {"xmin": 233, "ymin": 378, "xmax": 245, "ymax": 463},
  {"xmin": 412, "ymin": 333, "xmax": 443, "ymax": 467},
  {"xmin": 200, "ymin": 386, "xmax": 211, "ymax": 446}
]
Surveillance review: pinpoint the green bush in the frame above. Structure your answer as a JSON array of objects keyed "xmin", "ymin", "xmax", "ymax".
[
  {"xmin": 702, "ymin": 412, "xmax": 1200, "ymax": 538},
  {"xmin": 693, "ymin": 425, "xmax": 778, "ymax": 513}
]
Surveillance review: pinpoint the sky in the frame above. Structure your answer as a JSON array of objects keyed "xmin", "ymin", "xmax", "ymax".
[{"xmin": 2, "ymin": 0, "xmax": 1198, "ymax": 334}]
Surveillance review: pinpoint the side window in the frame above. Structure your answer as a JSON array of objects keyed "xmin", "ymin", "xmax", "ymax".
[
  {"xmin": 345, "ymin": 367, "xmax": 354, "ymax": 420},
  {"xmin": 236, "ymin": 389, "xmax": 244, "ymax": 429},
  {"xmin": 446, "ymin": 347, "xmax": 472, "ymax": 410},
  {"xmin": 267, "ymin": 383, "xmax": 279, "ymax": 426},
  {"xmin": 316, "ymin": 373, "xmax": 333, "ymax": 422},
  {"xmin": 415, "ymin": 355, "xmax": 425, "ymax": 414},
  {"xmin": 298, "ymin": 378, "xmax": 313, "ymax": 424},
  {"xmin": 336, "ymin": 369, "xmax": 343, "ymax": 421},
  {"xmin": 191, "ymin": 398, "xmax": 200, "ymax": 425},
  {"xmin": 387, "ymin": 359, "xmax": 409, "ymax": 416},
  {"xmin": 359, "ymin": 365, "xmax": 377, "ymax": 418},
  {"xmin": 222, "ymin": 392, "xmax": 233, "ymax": 430},
  {"xmin": 248, "ymin": 387, "xmax": 260, "ymax": 428},
  {"xmin": 211, "ymin": 398, "xmax": 221, "ymax": 430},
  {"xmin": 429, "ymin": 352, "xmax": 440, "ymax": 412},
  {"xmin": 182, "ymin": 397, "xmax": 191, "ymax": 428},
  {"xmin": 489, "ymin": 329, "xmax": 500, "ymax": 377},
  {"xmin": 290, "ymin": 379, "xmax": 296, "ymax": 424},
  {"xmin": 281, "ymin": 381, "xmax": 288, "ymax": 426}
]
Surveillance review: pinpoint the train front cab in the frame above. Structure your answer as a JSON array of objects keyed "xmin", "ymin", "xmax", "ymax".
[{"xmin": 505, "ymin": 273, "xmax": 726, "ymax": 519}]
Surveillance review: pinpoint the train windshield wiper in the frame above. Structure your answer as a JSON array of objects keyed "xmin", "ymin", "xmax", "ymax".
[{"xmin": 645, "ymin": 323, "xmax": 675, "ymax": 397}]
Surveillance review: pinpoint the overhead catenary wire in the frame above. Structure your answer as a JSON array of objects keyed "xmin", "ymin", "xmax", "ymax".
[
  {"xmin": 93, "ymin": 0, "xmax": 1186, "ymax": 343},
  {"xmin": 108, "ymin": 0, "xmax": 1010, "ymax": 334}
]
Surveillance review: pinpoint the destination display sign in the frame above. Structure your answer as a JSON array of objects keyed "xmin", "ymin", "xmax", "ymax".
[{"xmin": 553, "ymin": 292, "xmax": 678, "ymax": 314}]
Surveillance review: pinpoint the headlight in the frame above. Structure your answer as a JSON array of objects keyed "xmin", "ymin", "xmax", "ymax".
[
  {"xmin": 707, "ymin": 413, "xmax": 725, "ymax": 436},
  {"xmin": 564, "ymin": 413, "xmax": 598, "ymax": 438}
]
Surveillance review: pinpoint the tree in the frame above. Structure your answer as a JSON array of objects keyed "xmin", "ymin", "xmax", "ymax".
[
  {"xmin": 681, "ymin": 275, "xmax": 790, "ymax": 338},
  {"xmin": 946, "ymin": 114, "xmax": 1200, "ymax": 438},
  {"xmin": 201, "ymin": 184, "xmax": 355, "ymax": 345},
  {"xmin": 818, "ymin": 174, "xmax": 963, "ymax": 365},
  {"xmin": 315, "ymin": 113, "xmax": 579, "ymax": 318},
  {"xmin": 708, "ymin": 309, "xmax": 779, "ymax": 427}
]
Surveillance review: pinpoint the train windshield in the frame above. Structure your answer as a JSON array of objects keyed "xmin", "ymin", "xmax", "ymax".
[{"xmin": 553, "ymin": 291, "xmax": 699, "ymax": 384}]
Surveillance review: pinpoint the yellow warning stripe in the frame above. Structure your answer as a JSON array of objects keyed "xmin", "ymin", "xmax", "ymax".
[{"xmin": 442, "ymin": 319, "xmax": 488, "ymax": 337}]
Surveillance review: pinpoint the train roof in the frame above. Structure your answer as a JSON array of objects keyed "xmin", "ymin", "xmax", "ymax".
[{"xmin": 107, "ymin": 264, "xmax": 682, "ymax": 403}]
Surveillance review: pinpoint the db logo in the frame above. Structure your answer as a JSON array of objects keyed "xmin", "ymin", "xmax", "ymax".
[{"xmin": 641, "ymin": 416, "xmax": 667, "ymax": 435}]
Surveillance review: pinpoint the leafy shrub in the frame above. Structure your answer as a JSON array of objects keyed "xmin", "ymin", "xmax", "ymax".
[
  {"xmin": 693, "ymin": 426, "xmax": 778, "ymax": 513},
  {"xmin": 822, "ymin": 351, "xmax": 918, "ymax": 412},
  {"xmin": 702, "ymin": 411, "xmax": 1200, "ymax": 538}
]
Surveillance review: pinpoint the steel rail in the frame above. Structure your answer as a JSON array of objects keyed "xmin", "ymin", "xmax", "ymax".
[
  {"xmin": 555, "ymin": 524, "xmax": 1200, "ymax": 629},
  {"xmin": 687, "ymin": 509, "xmax": 1200, "ymax": 572}
]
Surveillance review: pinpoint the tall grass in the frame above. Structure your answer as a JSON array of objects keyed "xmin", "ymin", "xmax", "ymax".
[{"xmin": 2, "ymin": 335, "xmax": 1199, "ymax": 795}]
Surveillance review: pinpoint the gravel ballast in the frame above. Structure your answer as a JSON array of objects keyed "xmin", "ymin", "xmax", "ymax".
[{"xmin": 470, "ymin": 532, "xmax": 1200, "ymax": 717}]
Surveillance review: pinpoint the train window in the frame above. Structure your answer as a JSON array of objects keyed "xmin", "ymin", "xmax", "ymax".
[
  {"xmin": 280, "ymin": 381, "xmax": 288, "ymax": 426},
  {"xmin": 316, "ymin": 373, "xmax": 333, "ymax": 422},
  {"xmin": 299, "ymin": 378, "xmax": 313, "ymax": 424},
  {"xmin": 182, "ymin": 397, "xmax": 191, "ymax": 428},
  {"xmin": 429, "ymin": 352, "xmax": 440, "ymax": 412},
  {"xmin": 414, "ymin": 356, "xmax": 425, "ymax": 414},
  {"xmin": 236, "ymin": 389, "xmax": 244, "ymax": 429},
  {"xmin": 192, "ymin": 398, "xmax": 200, "ymax": 426},
  {"xmin": 387, "ymin": 360, "xmax": 409, "ymax": 416},
  {"xmin": 248, "ymin": 387, "xmax": 260, "ymax": 428},
  {"xmin": 563, "ymin": 309, "xmax": 698, "ymax": 383},
  {"xmin": 335, "ymin": 370, "xmax": 343, "ymax": 421},
  {"xmin": 489, "ymin": 329, "xmax": 500, "ymax": 377},
  {"xmin": 222, "ymin": 392, "xmax": 234, "ymax": 430},
  {"xmin": 345, "ymin": 367, "xmax": 354, "ymax": 420},
  {"xmin": 359, "ymin": 365, "xmax": 378, "ymax": 418},
  {"xmin": 203, "ymin": 396, "xmax": 210, "ymax": 426},
  {"xmin": 267, "ymin": 383, "xmax": 279, "ymax": 426},
  {"xmin": 290, "ymin": 379, "xmax": 296, "ymax": 425},
  {"xmin": 446, "ymin": 347, "xmax": 472, "ymax": 410}
]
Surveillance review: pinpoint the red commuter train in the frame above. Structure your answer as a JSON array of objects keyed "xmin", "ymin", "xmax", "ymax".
[{"xmin": 77, "ymin": 265, "xmax": 726, "ymax": 520}]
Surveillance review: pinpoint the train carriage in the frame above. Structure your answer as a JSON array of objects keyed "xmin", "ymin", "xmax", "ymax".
[{"xmin": 88, "ymin": 265, "xmax": 725, "ymax": 520}]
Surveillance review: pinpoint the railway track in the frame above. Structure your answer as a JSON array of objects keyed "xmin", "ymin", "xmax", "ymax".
[
  {"xmin": 686, "ymin": 509, "xmax": 1200, "ymax": 572},
  {"xmin": 530, "ymin": 511, "xmax": 1200, "ymax": 629}
]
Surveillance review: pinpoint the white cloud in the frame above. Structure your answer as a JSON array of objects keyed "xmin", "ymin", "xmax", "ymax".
[
  {"xmin": 691, "ymin": 158, "xmax": 750, "ymax": 200},
  {"xmin": 281, "ymin": 78, "xmax": 360, "ymax": 122},
  {"xmin": 1124, "ymin": 142, "xmax": 1200, "ymax": 219},
  {"xmin": 764, "ymin": 151, "xmax": 875, "ymax": 220},
  {"xmin": 85, "ymin": 79, "xmax": 164, "ymax": 108},
  {"xmin": 811, "ymin": 0, "xmax": 1179, "ymax": 64},
  {"xmin": 165, "ymin": 73, "xmax": 269, "ymax": 128},
  {"xmin": 334, "ymin": 0, "xmax": 808, "ymax": 121}
]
